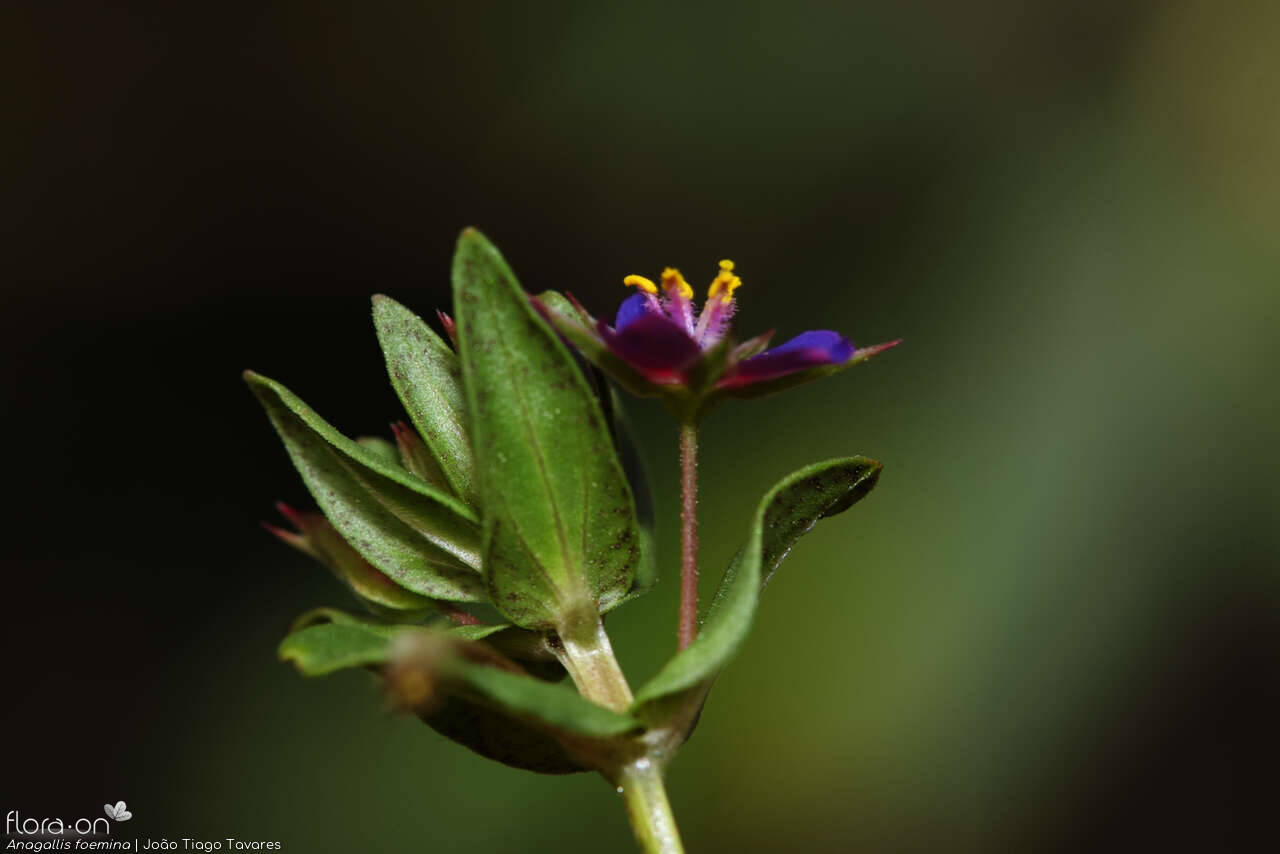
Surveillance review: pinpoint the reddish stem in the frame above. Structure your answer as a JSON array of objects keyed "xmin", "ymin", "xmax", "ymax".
[{"xmin": 678, "ymin": 421, "xmax": 699, "ymax": 651}]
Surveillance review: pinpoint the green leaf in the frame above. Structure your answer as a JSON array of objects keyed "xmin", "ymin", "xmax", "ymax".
[
  {"xmin": 372, "ymin": 295, "xmax": 477, "ymax": 504},
  {"xmin": 445, "ymin": 623, "xmax": 511, "ymax": 643},
  {"xmin": 632, "ymin": 457, "xmax": 882, "ymax": 720},
  {"xmin": 424, "ymin": 696, "xmax": 589, "ymax": 774},
  {"xmin": 451, "ymin": 658, "xmax": 640, "ymax": 739},
  {"xmin": 536, "ymin": 291, "xmax": 657, "ymax": 594},
  {"xmin": 246, "ymin": 371, "xmax": 485, "ymax": 601},
  {"xmin": 356, "ymin": 436, "xmax": 402, "ymax": 468},
  {"xmin": 419, "ymin": 642, "xmax": 637, "ymax": 774},
  {"xmin": 290, "ymin": 606, "xmax": 394, "ymax": 633},
  {"xmin": 271, "ymin": 505, "xmax": 438, "ymax": 614},
  {"xmin": 452, "ymin": 230, "xmax": 641, "ymax": 629},
  {"xmin": 414, "ymin": 635, "xmax": 642, "ymax": 773},
  {"xmin": 530, "ymin": 289, "xmax": 588, "ymax": 325},
  {"xmin": 280, "ymin": 613, "xmax": 639, "ymax": 774},
  {"xmin": 279, "ymin": 616, "xmax": 405, "ymax": 676}
]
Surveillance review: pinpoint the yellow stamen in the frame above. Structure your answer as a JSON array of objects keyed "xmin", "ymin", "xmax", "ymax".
[
  {"xmin": 660, "ymin": 267, "xmax": 694, "ymax": 299},
  {"xmin": 707, "ymin": 259, "xmax": 742, "ymax": 303},
  {"xmin": 623, "ymin": 274, "xmax": 658, "ymax": 294}
]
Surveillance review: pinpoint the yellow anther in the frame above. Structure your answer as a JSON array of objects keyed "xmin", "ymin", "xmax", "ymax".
[
  {"xmin": 623, "ymin": 274, "xmax": 658, "ymax": 294},
  {"xmin": 707, "ymin": 260, "xmax": 742, "ymax": 303},
  {"xmin": 660, "ymin": 267, "xmax": 694, "ymax": 299}
]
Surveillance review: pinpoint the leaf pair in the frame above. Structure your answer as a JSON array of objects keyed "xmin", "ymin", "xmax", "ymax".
[
  {"xmin": 277, "ymin": 456, "xmax": 882, "ymax": 772},
  {"xmin": 281, "ymin": 610, "xmax": 640, "ymax": 773}
]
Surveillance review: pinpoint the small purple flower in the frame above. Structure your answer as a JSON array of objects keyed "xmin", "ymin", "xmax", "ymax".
[{"xmin": 537, "ymin": 259, "xmax": 897, "ymax": 418}]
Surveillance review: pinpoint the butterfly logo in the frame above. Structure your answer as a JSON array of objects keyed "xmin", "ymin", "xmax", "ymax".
[{"xmin": 103, "ymin": 801, "xmax": 133, "ymax": 822}]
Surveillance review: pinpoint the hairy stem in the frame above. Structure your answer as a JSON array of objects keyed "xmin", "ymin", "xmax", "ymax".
[
  {"xmin": 678, "ymin": 421, "xmax": 699, "ymax": 651},
  {"xmin": 617, "ymin": 757, "xmax": 685, "ymax": 854}
]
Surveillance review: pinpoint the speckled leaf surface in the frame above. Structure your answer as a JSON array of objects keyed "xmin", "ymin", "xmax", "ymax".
[
  {"xmin": 373, "ymin": 295, "xmax": 477, "ymax": 504},
  {"xmin": 246, "ymin": 371, "xmax": 485, "ymax": 601},
  {"xmin": 452, "ymin": 230, "xmax": 640, "ymax": 628}
]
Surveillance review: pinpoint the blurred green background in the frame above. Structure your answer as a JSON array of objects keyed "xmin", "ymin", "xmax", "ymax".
[{"xmin": 3, "ymin": 1, "xmax": 1277, "ymax": 851}]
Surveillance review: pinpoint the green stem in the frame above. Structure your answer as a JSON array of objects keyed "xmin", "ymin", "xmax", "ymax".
[
  {"xmin": 678, "ymin": 421, "xmax": 699, "ymax": 651},
  {"xmin": 617, "ymin": 758, "xmax": 685, "ymax": 854},
  {"xmin": 555, "ymin": 612, "xmax": 686, "ymax": 852},
  {"xmin": 556, "ymin": 608, "xmax": 634, "ymax": 712}
]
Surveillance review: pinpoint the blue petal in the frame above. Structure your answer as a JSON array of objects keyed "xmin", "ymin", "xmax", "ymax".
[
  {"xmin": 615, "ymin": 292, "xmax": 652, "ymax": 332},
  {"xmin": 721, "ymin": 330, "xmax": 854, "ymax": 387},
  {"xmin": 757, "ymin": 330, "xmax": 854, "ymax": 362}
]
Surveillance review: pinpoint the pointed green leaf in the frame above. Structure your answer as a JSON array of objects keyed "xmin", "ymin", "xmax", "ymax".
[
  {"xmin": 452, "ymin": 230, "xmax": 641, "ymax": 629},
  {"xmin": 284, "ymin": 615, "xmax": 635, "ymax": 740},
  {"xmin": 407, "ymin": 634, "xmax": 641, "ymax": 772},
  {"xmin": 246, "ymin": 371, "xmax": 485, "ymax": 601},
  {"xmin": 372, "ymin": 295, "xmax": 477, "ymax": 504},
  {"xmin": 450, "ymin": 658, "xmax": 641, "ymax": 739},
  {"xmin": 279, "ymin": 617, "xmax": 404, "ymax": 676},
  {"xmin": 633, "ymin": 457, "xmax": 882, "ymax": 720},
  {"xmin": 424, "ymin": 696, "xmax": 589, "ymax": 774},
  {"xmin": 280, "ymin": 614, "xmax": 638, "ymax": 774},
  {"xmin": 445, "ymin": 623, "xmax": 511, "ymax": 643},
  {"xmin": 530, "ymin": 289, "xmax": 589, "ymax": 325},
  {"xmin": 271, "ymin": 505, "xmax": 438, "ymax": 614},
  {"xmin": 535, "ymin": 293, "xmax": 656, "ymax": 594}
]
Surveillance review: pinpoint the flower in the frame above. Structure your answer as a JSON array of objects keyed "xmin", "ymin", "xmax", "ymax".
[{"xmin": 535, "ymin": 259, "xmax": 898, "ymax": 420}]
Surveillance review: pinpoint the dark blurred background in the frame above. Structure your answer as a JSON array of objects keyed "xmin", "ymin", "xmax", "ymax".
[{"xmin": 3, "ymin": 1, "xmax": 1277, "ymax": 851}]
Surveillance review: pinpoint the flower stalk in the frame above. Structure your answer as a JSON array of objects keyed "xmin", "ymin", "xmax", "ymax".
[{"xmin": 678, "ymin": 421, "xmax": 700, "ymax": 651}]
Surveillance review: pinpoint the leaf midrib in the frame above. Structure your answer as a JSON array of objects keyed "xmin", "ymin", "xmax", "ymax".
[{"xmin": 487, "ymin": 310, "xmax": 582, "ymax": 595}]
